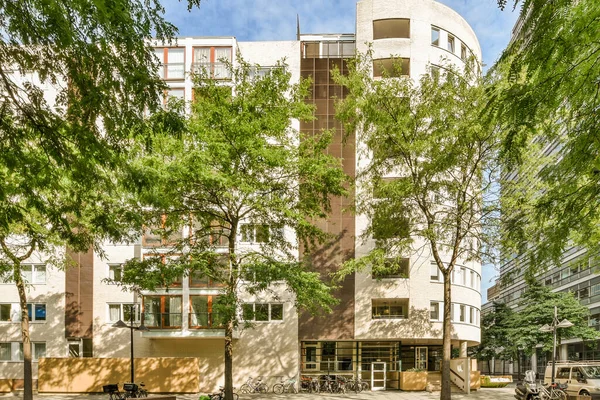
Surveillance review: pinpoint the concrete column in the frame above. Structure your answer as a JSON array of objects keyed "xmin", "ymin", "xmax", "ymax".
[
  {"xmin": 460, "ymin": 341, "xmax": 468, "ymax": 357},
  {"xmin": 558, "ymin": 344, "xmax": 568, "ymax": 362},
  {"xmin": 531, "ymin": 352, "xmax": 537, "ymax": 374}
]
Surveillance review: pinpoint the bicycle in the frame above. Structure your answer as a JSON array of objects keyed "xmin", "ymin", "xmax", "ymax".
[
  {"xmin": 239, "ymin": 377, "xmax": 268, "ymax": 394},
  {"xmin": 103, "ymin": 384, "xmax": 125, "ymax": 400},
  {"xmin": 210, "ymin": 386, "xmax": 239, "ymax": 400},
  {"xmin": 272, "ymin": 378, "xmax": 297, "ymax": 394},
  {"xmin": 123, "ymin": 382, "xmax": 148, "ymax": 398},
  {"xmin": 539, "ymin": 382, "xmax": 568, "ymax": 400},
  {"xmin": 299, "ymin": 376, "xmax": 319, "ymax": 393}
]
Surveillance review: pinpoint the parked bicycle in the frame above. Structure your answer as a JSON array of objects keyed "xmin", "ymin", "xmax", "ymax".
[
  {"xmin": 300, "ymin": 376, "xmax": 320, "ymax": 393},
  {"xmin": 539, "ymin": 382, "xmax": 568, "ymax": 400},
  {"xmin": 239, "ymin": 377, "xmax": 268, "ymax": 394},
  {"xmin": 272, "ymin": 378, "xmax": 297, "ymax": 394},
  {"xmin": 103, "ymin": 384, "xmax": 124, "ymax": 400},
  {"xmin": 210, "ymin": 386, "xmax": 239, "ymax": 400},
  {"xmin": 123, "ymin": 382, "xmax": 148, "ymax": 398},
  {"xmin": 346, "ymin": 376, "xmax": 368, "ymax": 393}
]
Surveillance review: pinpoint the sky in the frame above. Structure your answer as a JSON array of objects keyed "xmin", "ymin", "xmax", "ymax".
[{"xmin": 162, "ymin": 0, "xmax": 521, "ymax": 301}]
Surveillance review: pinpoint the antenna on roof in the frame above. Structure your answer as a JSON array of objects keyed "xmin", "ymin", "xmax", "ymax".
[{"xmin": 296, "ymin": 14, "xmax": 301, "ymax": 40}]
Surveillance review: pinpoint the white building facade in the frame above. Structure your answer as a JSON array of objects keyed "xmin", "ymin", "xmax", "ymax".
[{"xmin": 0, "ymin": 0, "xmax": 482, "ymax": 392}]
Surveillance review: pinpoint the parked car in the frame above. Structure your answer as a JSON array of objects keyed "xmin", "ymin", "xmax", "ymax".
[{"xmin": 545, "ymin": 361, "xmax": 600, "ymax": 398}]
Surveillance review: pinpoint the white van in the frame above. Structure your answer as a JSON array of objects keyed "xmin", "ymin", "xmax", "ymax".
[{"xmin": 545, "ymin": 361, "xmax": 600, "ymax": 398}]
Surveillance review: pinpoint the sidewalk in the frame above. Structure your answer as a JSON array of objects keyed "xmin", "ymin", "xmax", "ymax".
[{"xmin": 1, "ymin": 387, "xmax": 517, "ymax": 399}]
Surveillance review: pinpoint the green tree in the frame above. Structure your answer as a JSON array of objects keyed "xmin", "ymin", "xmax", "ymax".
[
  {"xmin": 119, "ymin": 56, "xmax": 348, "ymax": 400},
  {"xmin": 509, "ymin": 282, "xmax": 599, "ymax": 358},
  {"xmin": 0, "ymin": 1, "xmax": 199, "ymax": 399},
  {"xmin": 334, "ymin": 53, "xmax": 498, "ymax": 400},
  {"xmin": 473, "ymin": 302, "xmax": 516, "ymax": 373},
  {"xmin": 491, "ymin": 0, "xmax": 600, "ymax": 265}
]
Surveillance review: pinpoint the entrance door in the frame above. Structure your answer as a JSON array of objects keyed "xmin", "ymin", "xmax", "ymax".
[
  {"xmin": 416, "ymin": 347, "xmax": 428, "ymax": 370},
  {"xmin": 371, "ymin": 362, "xmax": 386, "ymax": 390}
]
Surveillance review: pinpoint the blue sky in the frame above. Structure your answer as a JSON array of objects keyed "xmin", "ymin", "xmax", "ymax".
[{"xmin": 163, "ymin": 0, "xmax": 520, "ymax": 301}]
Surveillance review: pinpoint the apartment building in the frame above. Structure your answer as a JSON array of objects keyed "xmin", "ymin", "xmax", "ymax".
[{"xmin": 0, "ymin": 0, "xmax": 482, "ymax": 392}]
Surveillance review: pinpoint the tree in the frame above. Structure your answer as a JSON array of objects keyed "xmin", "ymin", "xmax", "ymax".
[
  {"xmin": 0, "ymin": 1, "xmax": 199, "ymax": 399},
  {"xmin": 490, "ymin": 0, "xmax": 600, "ymax": 266},
  {"xmin": 334, "ymin": 54, "xmax": 498, "ymax": 400},
  {"xmin": 509, "ymin": 281, "xmax": 599, "ymax": 360},
  {"xmin": 118, "ymin": 56, "xmax": 348, "ymax": 400},
  {"xmin": 473, "ymin": 302, "xmax": 516, "ymax": 374}
]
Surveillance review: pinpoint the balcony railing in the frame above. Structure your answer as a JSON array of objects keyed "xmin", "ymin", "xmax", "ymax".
[
  {"xmin": 191, "ymin": 62, "xmax": 231, "ymax": 79},
  {"xmin": 144, "ymin": 312, "xmax": 182, "ymax": 329},
  {"xmin": 189, "ymin": 312, "xmax": 224, "ymax": 329}
]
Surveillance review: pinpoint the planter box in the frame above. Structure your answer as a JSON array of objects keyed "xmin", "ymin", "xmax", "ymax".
[
  {"xmin": 0, "ymin": 379, "xmax": 13, "ymax": 393},
  {"xmin": 400, "ymin": 371, "xmax": 427, "ymax": 391}
]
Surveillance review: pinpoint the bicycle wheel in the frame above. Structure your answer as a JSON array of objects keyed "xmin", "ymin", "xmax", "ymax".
[
  {"xmin": 138, "ymin": 390, "xmax": 148, "ymax": 398},
  {"xmin": 273, "ymin": 384, "xmax": 284, "ymax": 394},
  {"xmin": 553, "ymin": 390, "xmax": 567, "ymax": 400},
  {"xmin": 258, "ymin": 383, "xmax": 268, "ymax": 394},
  {"xmin": 361, "ymin": 381, "xmax": 370, "ymax": 391},
  {"xmin": 239, "ymin": 384, "xmax": 251, "ymax": 394},
  {"xmin": 233, "ymin": 393, "xmax": 239, "ymax": 400}
]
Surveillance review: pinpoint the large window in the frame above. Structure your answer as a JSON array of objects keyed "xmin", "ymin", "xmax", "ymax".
[
  {"xmin": 373, "ymin": 58, "xmax": 410, "ymax": 77},
  {"xmin": 431, "ymin": 27, "xmax": 440, "ymax": 46},
  {"xmin": 430, "ymin": 301, "xmax": 441, "ymax": 321},
  {"xmin": 373, "ymin": 19, "xmax": 410, "ymax": 40},
  {"xmin": 22, "ymin": 264, "xmax": 46, "ymax": 284},
  {"xmin": 143, "ymin": 296, "xmax": 182, "ymax": 328},
  {"xmin": 430, "ymin": 262, "xmax": 441, "ymax": 282},
  {"xmin": 240, "ymin": 224, "xmax": 271, "ymax": 243},
  {"xmin": 189, "ymin": 295, "xmax": 223, "ymax": 328},
  {"xmin": 107, "ymin": 303, "xmax": 140, "ymax": 323},
  {"xmin": 372, "ymin": 258, "xmax": 409, "ymax": 279},
  {"xmin": 0, "ymin": 343, "xmax": 10, "ymax": 361},
  {"xmin": 154, "ymin": 47, "xmax": 185, "ymax": 80},
  {"xmin": 192, "ymin": 47, "xmax": 232, "ymax": 79},
  {"xmin": 371, "ymin": 299, "xmax": 407, "ymax": 319},
  {"xmin": 108, "ymin": 264, "xmax": 123, "ymax": 282},
  {"xmin": 447, "ymin": 35, "xmax": 455, "ymax": 53},
  {"xmin": 18, "ymin": 342, "xmax": 46, "ymax": 361},
  {"xmin": 242, "ymin": 303, "xmax": 283, "ymax": 322},
  {"xmin": 26, "ymin": 304, "xmax": 46, "ymax": 322}
]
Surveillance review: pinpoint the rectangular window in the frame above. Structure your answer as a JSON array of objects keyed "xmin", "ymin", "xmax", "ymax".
[
  {"xmin": 373, "ymin": 258, "xmax": 409, "ymax": 279},
  {"xmin": 107, "ymin": 303, "xmax": 140, "ymax": 323},
  {"xmin": 154, "ymin": 47, "xmax": 185, "ymax": 80},
  {"xmin": 470, "ymin": 271, "xmax": 475, "ymax": 288},
  {"xmin": 459, "ymin": 304, "xmax": 466, "ymax": 322},
  {"xmin": 163, "ymin": 88, "xmax": 185, "ymax": 109},
  {"xmin": 447, "ymin": 35, "xmax": 455, "ymax": 53},
  {"xmin": 373, "ymin": 19, "xmax": 410, "ymax": 40},
  {"xmin": 461, "ymin": 267, "xmax": 467, "ymax": 285},
  {"xmin": 21, "ymin": 264, "xmax": 46, "ymax": 284},
  {"xmin": 371, "ymin": 299, "xmax": 407, "ymax": 319},
  {"xmin": 26, "ymin": 304, "xmax": 46, "ymax": 322},
  {"xmin": 430, "ymin": 262, "xmax": 440, "ymax": 282},
  {"xmin": 143, "ymin": 296, "xmax": 182, "ymax": 328},
  {"xmin": 0, "ymin": 304, "xmax": 11, "ymax": 322},
  {"xmin": 190, "ymin": 295, "xmax": 222, "ymax": 328},
  {"xmin": 373, "ymin": 58, "xmax": 410, "ymax": 77},
  {"xmin": 461, "ymin": 43, "xmax": 467, "ymax": 60},
  {"xmin": 240, "ymin": 224, "xmax": 270, "ymax": 243},
  {"xmin": 469, "ymin": 307, "xmax": 475, "ymax": 324},
  {"xmin": 430, "ymin": 302, "xmax": 440, "ymax": 321},
  {"xmin": 242, "ymin": 303, "xmax": 284, "ymax": 322},
  {"xmin": 18, "ymin": 342, "xmax": 46, "ymax": 361},
  {"xmin": 0, "ymin": 343, "xmax": 10, "ymax": 361},
  {"xmin": 431, "ymin": 27, "xmax": 440, "ymax": 46},
  {"xmin": 108, "ymin": 264, "xmax": 123, "ymax": 282},
  {"xmin": 192, "ymin": 47, "xmax": 232, "ymax": 79}
]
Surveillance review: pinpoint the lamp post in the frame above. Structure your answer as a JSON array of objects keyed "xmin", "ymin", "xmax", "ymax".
[
  {"xmin": 539, "ymin": 306, "xmax": 573, "ymax": 385},
  {"xmin": 112, "ymin": 304, "xmax": 149, "ymax": 383}
]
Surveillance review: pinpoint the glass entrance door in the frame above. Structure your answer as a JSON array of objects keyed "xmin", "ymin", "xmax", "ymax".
[
  {"xmin": 416, "ymin": 347, "xmax": 428, "ymax": 370},
  {"xmin": 371, "ymin": 362, "xmax": 386, "ymax": 390}
]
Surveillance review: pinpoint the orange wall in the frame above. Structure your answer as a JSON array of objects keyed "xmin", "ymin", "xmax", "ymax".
[{"xmin": 37, "ymin": 357, "xmax": 199, "ymax": 393}]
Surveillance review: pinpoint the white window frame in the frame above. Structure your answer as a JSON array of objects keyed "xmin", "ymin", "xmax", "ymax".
[
  {"xmin": 22, "ymin": 264, "xmax": 46, "ymax": 284},
  {"xmin": 27, "ymin": 303, "xmax": 46, "ymax": 323},
  {"xmin": 430, "ymin": 301, "xmax": 442, "ymax": 321},
  {"xmin": 459, "ymin": 304, "xmax": 466, "ymax": 322},
  {"xmin": 0, "ymin": 303, "xmax": 20, "ymax": 323},
  {"xmin": 242, "ymin": 303, "xmax": 284, "ymax": 322},
  {"xmin": 107, "ymin": 303, "xmax": 140, "ymax": 323},
  {"xmin": 239, "ymin": 224, "xmax": 270, "ymax": 244},
  {"xmin": 16, "ymin": 342, "xmax": 46, "ymax": 362},
  {"xmin": 108, "ymin": 264, "xmax": 123, "ymax": 282},
  {"xmin": 430, "ymin": 262, "xmax": 441, "ymax": 282}
]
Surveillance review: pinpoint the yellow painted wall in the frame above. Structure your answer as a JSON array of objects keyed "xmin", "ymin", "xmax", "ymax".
[{"xmin": 37, "ymin": 357, "xmax": 200, "ymax": 393}]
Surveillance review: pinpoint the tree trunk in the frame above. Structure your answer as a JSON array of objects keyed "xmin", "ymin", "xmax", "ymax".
[
  {"xmin": 224, "ymin": 319, "xmax": 234, "ymax": 400},
  {"xmin": 440, "ymin": 270, "xmax": 452, "ymax": 400},
  {"xmin": 15, "ymin": 264, "xmax": 33, "ymax": 400}
]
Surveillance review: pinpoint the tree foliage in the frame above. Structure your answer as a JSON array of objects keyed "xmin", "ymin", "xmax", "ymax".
[
  {"xmin": 0, "ymin": 1, "xmax": 200, "ymax": 399},
  {"xmin": 334, "ymin": 52, "xmax": 498, "ymax": 400},
  {"xmin": 473, "ymin": 302, "xmax": 516, "ymax": 363},
  {"xmin": 490, "ymin": 0, "xmax": 600, "ymax": 266},
  {"xmin": 119, "ymin": 56, "xmax": 348, "ymax": 400}
]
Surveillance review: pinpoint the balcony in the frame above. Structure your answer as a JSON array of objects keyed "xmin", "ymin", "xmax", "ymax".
[
  {"xmin": 189, "ymin": 312, "xmax": 224, "ymax": 329},
  {"xmin": 157, "ymin": 63, "xmax": 185, "ymax": 80},
  {"xmin": 191, "ymin": 62, "xmax": 231, "ymax": 80},
  {"xmin": 144, "ymin": 312, "xmax": 182, "ymax": 329}
]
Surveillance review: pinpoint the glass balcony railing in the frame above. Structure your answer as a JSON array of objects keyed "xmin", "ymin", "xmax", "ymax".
[
  {"xmin": 189, "ymin": 312, "xmax": 224, "ymax": 329},
  {"xmin": 144, "ymin": 312, "xmax": 182, "ymax": 329},
  {"xmin": 191, "ymin": 62, "xmax": 231, "ymax": 79}
]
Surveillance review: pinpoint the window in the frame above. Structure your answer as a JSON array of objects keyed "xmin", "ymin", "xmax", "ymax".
[
  {"xmin": 192, "ymin": 47, "xmax": 232, "ymax": 79},
  {"xmin": 430, "ymin": 262, "xmax": 441, "ymax": 282},
  {"xmin": 461, "ymin": 267, "xmax": 467, "ymax": 285},
  {"xmin": 26, "ymin": 304, "xmax": 46, "ymax": 322},
  {"xmin": 469, "ymin": 307, "xmax": 475, "ymax": 324},
  {"xmin": 143, "ymin": 296, "xmax": 182, "ymax": 328},
  {"xmin": 190, "ymin": 295, "xmax": 223, "ymax": 328},
  {"xmin": 372, "ymin": 207, "xmax": 410, "ymax": 240},
  {"xmin": 154, "ymin": 47, "xmax": 185, "ymax": 80},
  {"xmin": 108, "ymin": 264, "xmax": 123, "ymax": 282},
  {"xmin": 17, "ymin": 342, "xmax": 46, "ymax": 361},
  {"xmin": 240, "ymin": 224, "xmax": 270, "ymax": 243},
  {"xmin": 591, "ymin": 284, "xmax": 600, "ymax": 296},
  {"xmin": 459, "ymin": 305, "xmax": 465, "ymax": 322},
  {"xmin": 371, "ymin": 299, "xmax": 407, "ymax": 319},
  {"xmin": 447, "ymin": 35, "xmax": 455, "ymax": 53},
  {"xmin": 470, "ymin": 271, "xmax": 475, "ymax": 288},
  {"xmin": 373, "ymin": 19, "xmax": 410, "ymax": 40},
  {"xmin": 22, "ymin": 264, "xmax": 46, "ymax": 284},
  {"xmin": 372, "ymin": 258, "xmax": 409, "ymax": 279},
  {"xmin": 431, "ymin": 27, "xmax": 440, "ymax": 46},
  {"xmin": 0, "ymin": 304, "xmax": 12, "ymax": 322},
  {"xmin": 461, "ymin": 43, "xmax": 468, "ymax": 60},
  {"xmin": 242, "ymin": 303, "xmax": 284, "ymax": 322},
  {"xmin": 163, "ymin": 88, "xmax": 185, "ymax": 109},
  {"xmin": 430, "ymin": 301, "xmax": 440, "ymax": 321},
  {"xmin": 107, "ymin": 304, "xmax": 140, "ymax": 323},
  {"xmin": 373, "ymin": 58, "xmax": 410, "ymax": 77},
  {"xmin": 0, "ymin": 343, "xmax": 10, "ymax": 361}
]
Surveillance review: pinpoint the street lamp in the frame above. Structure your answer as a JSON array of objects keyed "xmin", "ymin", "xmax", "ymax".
[
  {"xmin": 539, "ymin": 306, "xmax": 573, "ymax": 385},
  {"xmin": 112, "ymin": 304, "xmax": 149, "ymax": 383}
]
